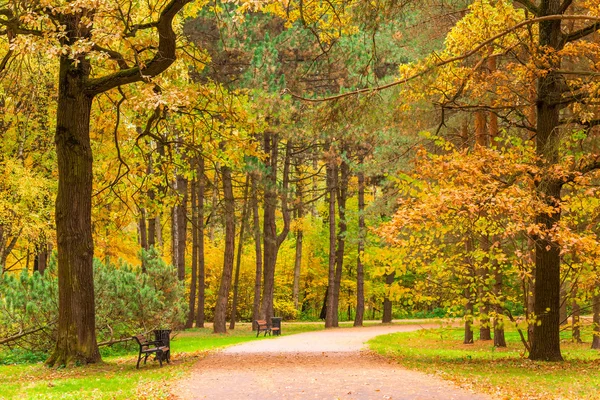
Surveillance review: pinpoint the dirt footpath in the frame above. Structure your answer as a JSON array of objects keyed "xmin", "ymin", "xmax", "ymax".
[{"xmin": 173, "ymin": 325, "xmax": 490, "ymax": 400}]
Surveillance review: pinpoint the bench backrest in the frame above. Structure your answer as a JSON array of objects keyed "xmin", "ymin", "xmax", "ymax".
[
  {"xmin": 255, "ymin": 320, "xmax": 269, "ymax": 328},
  {"xmin": 132, "ymin": 334, "xmax": 150, "ymax": 350}
]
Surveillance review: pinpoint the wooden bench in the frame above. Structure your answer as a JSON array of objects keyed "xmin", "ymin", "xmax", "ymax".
[
  {"xmin": 132, "ymin": 334, "xmax": 169, "ymax": 369},
  {"xmin": 255, "ymin": 320, "xmax": 271, "ymax": 337}
]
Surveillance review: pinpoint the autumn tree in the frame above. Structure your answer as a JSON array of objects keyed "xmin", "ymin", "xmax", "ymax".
[{"xmin": 0, "ymin": 0, "xmax": 195, "ymax": 366}]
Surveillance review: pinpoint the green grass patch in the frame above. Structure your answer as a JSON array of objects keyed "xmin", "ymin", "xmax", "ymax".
[{"xmin": 369, "ymin": 325, "xmax": 600, "ymax": 399}]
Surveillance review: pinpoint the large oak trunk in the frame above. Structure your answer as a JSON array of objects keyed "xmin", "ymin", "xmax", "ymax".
[
  {"xmin": 528, "ymin": 0, "xmax": 564, "ymax": 362},
  {"xmin": 47, "ymin": 54, "xmax": 100, "ymax": 367}
]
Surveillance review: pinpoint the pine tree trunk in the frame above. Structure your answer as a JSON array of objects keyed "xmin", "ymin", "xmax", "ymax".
[
  {"xmin": 260, "ymin": 133, "xmax": 279, "ymax": 321},
  {"xmin": 47, "ymin": 53, "xmax": 100, "ymax": 367},
  {"xmin": 186, "ymin": 176, "xmax": 198, "ymax": 329},
  {"xmin": 333, "ymin": 156, "xmax": 349, "ymax": 327},
  {"xmin": 325, "ymin": 157, "xmax": 337, "ymax": 328},
  {"xmin": 382, "ymin": 270, "xmax": 395, "ymax": 323},
  {"xmin": 259, "ymin": 137, "xmax": 291, "ymax": 321},
  {"xmin": 230, "ymin": 176, "xmax": 250, "ymax": 330},
  {"xmin": 292, "ymin": 170, "xmax": 304, "ymax": 311},
  {"xmin": 354, "ymin": 163, "xmax": 365, "ymax": 327},
  {"xmin": 213, "ymin": 164, "xmax": 235, "ymax": 333},
  {"xmin": 251, "ymin": 174, "xmax": 262, "ymax": 331},
  {"xmin": 196, "ymin": 157, "xmax": 206, "ymax": 328}
]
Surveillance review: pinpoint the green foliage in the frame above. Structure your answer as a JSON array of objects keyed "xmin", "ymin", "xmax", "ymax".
[{"xmin": 0, "ymin": 250, "xmax": 187, "ymax": 355}]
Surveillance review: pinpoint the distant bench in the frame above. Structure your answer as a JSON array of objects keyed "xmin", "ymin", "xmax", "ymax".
[{"xmin": 255, "ymin": 319, "xmax": 281, "ymax": 337}]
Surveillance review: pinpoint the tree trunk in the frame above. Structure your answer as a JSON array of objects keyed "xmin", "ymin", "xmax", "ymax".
[
  {"xmin": 292, "ymin": 168, "xmax": 304, "ymax": 311},
  {"xmin": 260, "ymin": 136, "xmax": 291, "ymax": 321},
  {"xmin": 382, "ymin": 270, "xmax": 395, "ymax": 323},
  {"xmin": 478, "ymin": 237, "xmax": 491, "ymax": 341},
  {"xmin": 251, "ymin": 174, "xmax": 262, "ymax": 331},
  {"xmin": 230, "ymin": 175, "xmax": 250, "ymax": 330},
  {"xmin": 34, "ymin": 243, "xmax": 49, "ymax": 275},
  {"xmin": 176, "ymin": 175, "xmax": 188, "ymax": 281},
  {"xmin": 592, "ymin": 281, "xmax": 600, "ymax": 349},
  {"xmin": 464, "ymin": 282, "xmax": 474, "ymax": 345},
  {"xmin": 196, "ymin": 156, "xmax": 206, "ymax": 328},
  {"xmin": 185, "ymin": 176, "xmax": 198, "ymax": 329},
  {"xmin": 260, "ymin": 134, "xmax": 279, "ymax": 321},
  {"xmin": 528, "ymin": 0, "xmax": 565, "ymax": 362},
  {"xmin": 492, "ymin": 262, "xmax": 506, "ymax": 347},
  {"xmin": 325, "ymin": 157, "xmax": 337, "ymax": 328},
  {"xmin": 560, "ymin": 282, "xmax": 568, "ymax": 326},
  {"xmin": 47, "ymin": 53, "xmax": 100, "ymax": 367},
  {"xmin": 332, "ymin": 155, "xmax": 349, "ymax": 327},
  {"xmin": 139, "ymin": 208, "xmax": 148, "ymax": 272},
  {"xmin": 572, "ymin": 284, "xmax": 581, "ymax": 343},
  {"xmin": 354, "ymin": 162, "xmax": 365, "ymax": 327},
  {"xmin": 213, "ymin": 164, "xmax": 235, "ymax": 333}
]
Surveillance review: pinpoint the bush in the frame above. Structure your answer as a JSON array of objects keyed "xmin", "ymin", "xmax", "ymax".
[{"xmin": 0, "ymin": 249, "xmax": 187, "ymax": 358}]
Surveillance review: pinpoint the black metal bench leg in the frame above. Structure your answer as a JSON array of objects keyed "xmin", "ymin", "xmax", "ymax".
[{"xmin": 136, "ymin": 354, "xmax": 142, "ymax": 369}]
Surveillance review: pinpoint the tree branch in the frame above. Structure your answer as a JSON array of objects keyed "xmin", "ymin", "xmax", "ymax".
[
  {"xmin": 287, "ymin": 14, "xmax": 600, "ymax": 103},
  {"xmin": 563, "ymin": 22, "xmax": 600, "ymax": 44},
  {"xmin": 85, "ymin": 0, "xmax": 191, "ymax": 95},
  {"xmin": 0, "ymin": 321, "xmax": 56, "ymax": 346},
  {"xmin": 92, "ymin": 44, "xmax": 130, "ymax": 70}
]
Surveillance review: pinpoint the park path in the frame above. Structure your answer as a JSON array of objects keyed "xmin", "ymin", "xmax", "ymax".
[{"xmin": 173, "ymin": 324, "xmax": 490, "ymax": 400}]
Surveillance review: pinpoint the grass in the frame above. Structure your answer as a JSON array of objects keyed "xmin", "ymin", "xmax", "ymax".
[
  {"xmin": 369, "ymin": 323, "xmax": 600, "ymax": 400},
  {"xmin": 0, "ymin": 322, "xmax": 326, "ymax": 400}
]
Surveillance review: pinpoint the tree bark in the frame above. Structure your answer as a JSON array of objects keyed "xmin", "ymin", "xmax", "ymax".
[
  {"xmin": 196, "ymin": 156, "xmax": 206, "ymax": 328},
  {"xmin": 478, "ymin": 238, "xmax": 491, "ymax": 341},
  {"xmin": 382, "ymin": 270, "xmax": 395, "ymax": 323},
  {"xmin": 592, "ymin": 281, "xmax": 600, "ymax": 349},
  {"xmin": 185, "ymin": 176, "xmax": 198, "ymax": 329},
  {"xmin": 572, "ymin": 284, "xmax": 581, "ymax": 343},
  {"xmin": 528, "ymin": 0, "xmax": 565, "ymax": 362},
  {"xmin": 354, "ymin": 161, "xmax": 366, "ymax": 327},
  {"xmin": 492, "ymin": 262, "xmax": 506, "ymax": 347},
  {"xmin": 251, "ymin": 174, "xmax": 262, "ymax": 331},
  {"xmin": 139, "ymin": 208, "xmax": 148, "ymax": 272},
  {"xmin": 292, "ymin": 167, "xmax": 304, "ymax": 311},
  {"xmin": 325, "ymin": 156, "xmax": 337, "ymax": 328},
  {"xmin": 176, "ymin": 175, "xmax": 188, "ymax": 281},
  {"xmin": 230, "ymin": 175, "xmax": 250, "ymax": 329},
  {"xmin": 259, "ymin": 136, "xmax": 291, "ymax": 321},
  {"xmin": 47, "ymin": 51, "xmax": 100, "ymax": 367},
  {"xmin": 332, "ymin": 155, "xmax": 349, "ymax": 327},
  {"xmin": 213, "ymin": 164, "xmax": 235, "ymax": 333}
]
